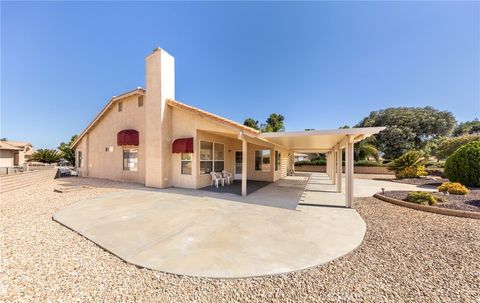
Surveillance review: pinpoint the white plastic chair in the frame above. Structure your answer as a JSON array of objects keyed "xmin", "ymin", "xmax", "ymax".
[
  {"xmin": 210, "ymin": 172, "xmax": 224, "ymax": 188},
  {"xmin": 222, "ymin": 170, "xmax": 233, "ymax": 185}
]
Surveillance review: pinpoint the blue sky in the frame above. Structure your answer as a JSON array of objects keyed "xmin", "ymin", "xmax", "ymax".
[{"xmin": 2, "ymin": 1, "xmax": 479, "ymax": 148}]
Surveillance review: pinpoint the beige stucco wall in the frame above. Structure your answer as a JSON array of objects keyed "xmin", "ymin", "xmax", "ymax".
[
  {"xmin": 169, "ymin": 106, "xmax": 244, "ymax": 189},
  {"xmin": 75, "ymin": 94, "xmax": 146, "ymax": 183},
  {"xmin": 0, "ymin": 150, "xmax": 14, "ymax": 167}
]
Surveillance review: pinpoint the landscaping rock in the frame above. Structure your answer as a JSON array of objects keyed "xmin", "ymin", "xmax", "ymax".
[{"xmin": 1, "ymin": 178, "xmax": 479, "ymax": 302}]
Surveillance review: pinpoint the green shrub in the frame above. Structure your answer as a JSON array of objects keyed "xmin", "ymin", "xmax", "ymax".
[
  {"xmin": 354, "ymin": 160, "xmax": 384, "ymax": 167},
  {"xmin": 295, "ymin": 159, "xmax": 326, "ymax": 166},
  {"xmin": 435, "ymin": 134, "xmax": 480, "ymax": 160},
  {"xmin": 405, "ymin": 191, "xmax": 437, "ymax": 205},
  {"xmin": 310, "ymin": 159, "xmax": 326, "ymax": 166},
  {"xmin": 388, "ymin": 151, "xmax": 428, "ymax": 179},
  {"xmin": 444, "ymin": 141, "xmax": 480, "ymax": 187},
  {"xmin": 437, "ymin": 182, "xmax": 469, "ymax": 195}
]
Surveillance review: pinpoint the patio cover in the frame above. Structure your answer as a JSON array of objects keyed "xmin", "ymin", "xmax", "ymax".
[
  {"xmin": 259, "ymin": 127, "xmax": 386, "ymax": 152},
  {"xmin": 259, "ymin": 126, "xmax": 386, "ymax": 207}
]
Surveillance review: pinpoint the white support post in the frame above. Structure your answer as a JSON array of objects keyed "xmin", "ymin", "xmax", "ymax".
[
  {"xmin": 325, "ymin": 153, "xmax": 329, "ymax": 178},
  {"xmin": 242, "ymin": 139, "xmax": 248, "ymax": 197},
  {"xmin": 332, "ymin": 150, "xmax": 336, "ymax": 185},
  {"xmin": 345, "ymin": 137, "xmax": 354, "ymax": 208},
  {"xmin": 336, "ymin": 145, "xmax": 342, "ymax": 193},
  {"xmin": 327, "ymin": 152, "xmax": 331, "ymax": 178}
]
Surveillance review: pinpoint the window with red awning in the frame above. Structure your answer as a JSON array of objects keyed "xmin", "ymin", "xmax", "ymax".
[
  {"xmin": 172, "ymin": 138, "xmax": 194, "ymax": 153},
  {"xmin": 117, "ymin": 129, "xmax": 139, "ymax": 146}
]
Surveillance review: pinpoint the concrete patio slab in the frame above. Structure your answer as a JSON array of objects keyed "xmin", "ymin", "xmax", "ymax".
[{"xmin": 53, "ymin": 173, "xmax": 366, "ymax": 278}]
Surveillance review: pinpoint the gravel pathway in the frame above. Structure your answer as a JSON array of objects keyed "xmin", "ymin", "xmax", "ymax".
[{"xmin": 1, "ymin": 178, "xmax": 479, "ymax": 302}]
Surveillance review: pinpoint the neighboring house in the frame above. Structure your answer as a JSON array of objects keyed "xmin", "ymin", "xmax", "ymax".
[
  {"xmin": 72, "ymin": 48, "xmax": 384, "ymax": 204},
  {"xmin": 0, "ymin": 141, "xmax": 33, "ymax": 167},
  {"xmin": 294, "ymin": 153, "xmax": 310, "ymax": 162}
]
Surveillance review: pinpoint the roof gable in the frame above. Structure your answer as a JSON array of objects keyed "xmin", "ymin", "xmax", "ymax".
[{"xmin": 72, "ymin": 88, "xmax": 145, "ymax": 148}]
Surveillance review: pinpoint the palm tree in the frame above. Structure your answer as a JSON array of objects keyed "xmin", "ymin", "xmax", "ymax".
[{"xmin": 30, "ymin": 149, "xmax": 62, "ymax": 164}]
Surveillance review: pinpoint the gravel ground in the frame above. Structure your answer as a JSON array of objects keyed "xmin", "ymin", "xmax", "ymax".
[
  {"xmin": 391, "ymin": 177, "xmax": 449, "ymax": 186},
  {"xmin": 1, "ymin": 177, "xmax": 479, "ymax": 302},
  {"xmin": 382, "ymin": 190, "xmax": 480, "ymax": 213}
]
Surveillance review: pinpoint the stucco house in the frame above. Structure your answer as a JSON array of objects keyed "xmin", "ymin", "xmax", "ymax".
[
  {"xmin": 0, "ymin": 140, "xmax": 33, "ymax": 167},
  {"xmin": 72, "ymin": 48, "xmax": 384, "ymax": 205}
]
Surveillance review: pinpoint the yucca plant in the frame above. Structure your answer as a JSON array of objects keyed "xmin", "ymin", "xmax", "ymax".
[
  {"xmin": 388, "ymin": 151, "xmax": 427, "ymax": 179},
  {"xmin": 30, "ymin": 149, "xmax": 62, "ymax": 164}
]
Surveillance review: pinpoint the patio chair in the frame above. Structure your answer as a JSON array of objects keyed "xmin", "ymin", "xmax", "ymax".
[
  {"xmin": 222, "ymin": 170, "xmax": 233, "ymax": 185},
  {"xmin": 210, "ymin": 172, "xmax": 225, "ymax": 188}
]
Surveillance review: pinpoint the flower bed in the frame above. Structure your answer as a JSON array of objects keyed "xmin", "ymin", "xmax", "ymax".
[{"xmin": 381, "ymin": 189, "xmax": 480, "ymax": 213}]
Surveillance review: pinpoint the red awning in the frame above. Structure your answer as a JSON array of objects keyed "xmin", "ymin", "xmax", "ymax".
[
  {"xmin": 117, "ymin": 129, "xmax": 139, "ymax": 146},
  {"xmin": 172, "ymin": 138, "xmax": 193, "ymax": 153}
]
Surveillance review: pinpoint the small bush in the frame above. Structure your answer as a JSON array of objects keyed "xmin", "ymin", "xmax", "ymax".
[
  {"xmin": 405, "ymin": 191, "xmax": 437, "ymax": 205},
  {"xmin": 354, "ymin": 160, "xmax": 384, "ymax": 167},
  {"xmin": 437, "ymin": 182, "xmax": 469, "ymax": 195},
  {"xmin": 388, "ymin": 151, "xmax": 428, "ymax": 179},
  {"xmin": 395, "ymin": 166, "xmax": 428, "ymax": 179},
  {"xmin": 444, "ymin": 141, "xmax": 480, "ymax": 187}
]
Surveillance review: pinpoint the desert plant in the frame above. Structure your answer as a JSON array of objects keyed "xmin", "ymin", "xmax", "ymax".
[
  {"xmin": 405, "ymin": 191, "xmax": 437, "ymax": 205},
  {"xmin": 30, "ymin": 149, "xmax": 62, "ymax": 164},
  {"xmin": 444, "ymin": 141, "xmax": 480, "ymax": 187},
  {"xmin": 395, "ymin": 166, "xmax": 428, "ymax": 179},
  {"xmin": 388, "ymin": 151, "xmax": 428, "ymax": 179},
  {"xmin": 437, "ymin": 182, "xmax": 469, "ymax": 195}
]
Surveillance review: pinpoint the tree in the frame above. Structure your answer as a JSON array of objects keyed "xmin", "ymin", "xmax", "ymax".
[
  {"xmin": 263, "ymin": 113, "xmax": 285, "ymax": 132},
  {"xmin": 0, "ymin": 138, "xmax": 7, "ymax": 141},
  {"xmin": 453, "ymin": 119, "xmax": 480, "ymax": 136},
  {"xmin": 435, "ymin": 134, "xmax": 480, "ymax": 160},
  {"xmin": 243, "ymin": 118, "xmax": 260, "ymax": 130},
  {"xmin": 30, "ymin": 149, "xmax": 62, "ymax": 164},
  {"xmin": 356, "ymin": 107, "xmax": 456, "ymax": 159},
  {"xmin": 58, "ymin": 134, "xmax": 78, "ymax": 165}
]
